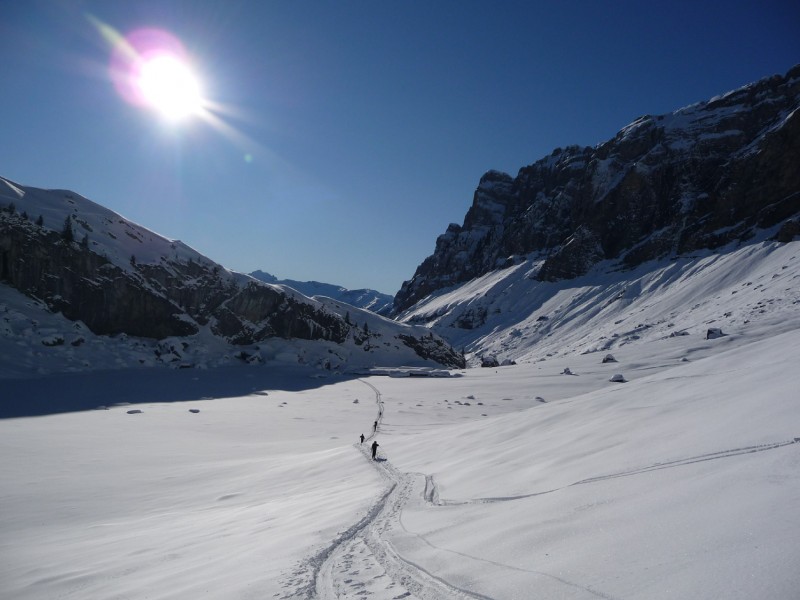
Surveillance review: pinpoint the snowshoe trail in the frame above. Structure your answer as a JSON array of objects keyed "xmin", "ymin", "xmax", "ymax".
[
  {"xmin": 304, "ymin": 379, "xmax": 488, "ymax": 600},
  {"xmin": 283, "ymin": 376, "xmax": 799, "ymax": 599}
]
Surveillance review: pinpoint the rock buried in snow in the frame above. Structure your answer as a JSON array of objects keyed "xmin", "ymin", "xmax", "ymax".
[
  {"xmin": 602, "ymin": 354, "xmax": 617, "ymax": 363},
  {"xmin": 706, "ymin": 327, "xmax": 724, "ymax": 340},
  {"xmin": 126, "ymin": 409, "xmax": 143, "ymax": 414},
  {"xmin": 609, "ymin": 374, "xmax": 626, "ymax": 383},
  {"xmin": 189, "ymin": 409, "xmax": 200, "ymax": 413},
  {"xmin": 562, "ymin": 367, "xmax": 573, "ymax": 375}
]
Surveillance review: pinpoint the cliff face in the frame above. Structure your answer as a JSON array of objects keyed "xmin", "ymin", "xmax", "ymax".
[
  {"xmin": 394, "ymin": 65, "xmax": 800, "ymax": 313},
  {"xmin": 0, "ymin": 211, "xmax": 348, "ymax": 345},
  {"xmin": 0, "ymin": 179, "xmax": 464, "ymax": 370}
]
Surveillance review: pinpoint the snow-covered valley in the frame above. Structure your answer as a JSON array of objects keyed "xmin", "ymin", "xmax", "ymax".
[{"xmin": 2, "ymin": 238, "xmax": 799, "ymax": 598}]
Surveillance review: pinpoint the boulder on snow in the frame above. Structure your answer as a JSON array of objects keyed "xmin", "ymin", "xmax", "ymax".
[
  {"xmin": 562, "ymin": 367, "xmax": 574, "ymax": 375},
  {"xmin": 706, "ymin": 328, "xmax": 724, "ymax": 340},
  {"xmin": 774, "ymin": 219, "xmax": 800, "ymax": 243},
  {"xmin": 500, "ymin": 358, "xmax": 517, "ymax": 366},
  {"xmin": 126, "ymin": 409, "xmax": 143, "ymax": 414},
  {"xmin": 481, "ymin": 355, "xmax": 500, "ymax": 368},
  {"xmin": 609, "ymin": 374, "xmax": 626, "ymax": 383},
  {"xmin": 602, "ymin": 354, "xmax": 617, "ymax": 363},
  {"xmin": 41, "ymin": 335, "xmax": 65, "ymax": 347}
]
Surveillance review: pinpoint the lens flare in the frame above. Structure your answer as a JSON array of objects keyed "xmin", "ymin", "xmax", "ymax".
[
  {"xmin": 98, "ymin": 22, "xmax": 204, "ymax": 121},
  {"xmin": 89, "ymin": 14, "xmax": 270, "ymax": 156}
]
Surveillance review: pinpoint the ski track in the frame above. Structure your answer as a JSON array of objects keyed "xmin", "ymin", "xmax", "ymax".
[{"xmin": 282, "ymin": 381, "xmax": 799, "ymax": 599}]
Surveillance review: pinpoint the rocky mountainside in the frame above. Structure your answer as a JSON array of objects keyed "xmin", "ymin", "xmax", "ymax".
[
  {"xmin": 394, "ymin": 65, "xmax": 800, "ymax": 313},
  {"xmin": 249, "ymin": 270, "xmax": 394, "ymax": 315},
  {"xmin": 0, "ymin": 177, "xmax": 463, "ymax": 376}
]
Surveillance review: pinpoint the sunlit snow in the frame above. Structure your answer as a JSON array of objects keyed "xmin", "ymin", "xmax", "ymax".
[{"xmin": 2, "ymin": 238, "xmax": 799, "ymax": 597}]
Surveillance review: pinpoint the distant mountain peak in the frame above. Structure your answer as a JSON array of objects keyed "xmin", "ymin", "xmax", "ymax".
[{"xmin": 248, "ymin": 271, "xmax": 394, "ymax": 315}]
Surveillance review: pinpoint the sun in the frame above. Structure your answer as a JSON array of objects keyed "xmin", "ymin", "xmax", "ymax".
[
  {"xmin": 136, "ymin": 54, "xmax": 203, "ymax": 120},
  {"xmin": 98, "ymin": 24, "xmax": 207, "ymax": 123}
]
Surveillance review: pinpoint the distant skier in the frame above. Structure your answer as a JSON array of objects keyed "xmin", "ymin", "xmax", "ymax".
[
  {"xmin": 360, "ymin": 433, "xmax": 365, "ymax": 444},
  {"xmin": 373, "ymin": 420, "xmax": 378, "ymax": 432},
  {"xmin": 371, "ymin": 440, "xmax": 379, "ymax": 460}
]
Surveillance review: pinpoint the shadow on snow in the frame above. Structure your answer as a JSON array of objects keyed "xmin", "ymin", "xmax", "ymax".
[{"xmin": 0, "ymin": 365, "xmax": 361, "ymax": 419}]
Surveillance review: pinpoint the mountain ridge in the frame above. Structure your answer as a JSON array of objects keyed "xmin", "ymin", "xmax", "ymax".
[
  {"xmin": 249, "ymin": 270, "xmax": 393, "ymax": 315},
  {"xmin": 393, "ymin": 64, "xmax": 800, "ymax": 314},
  {"xmin": 0, "ymin": 177, "xmax": 464, "ymax": 377}
]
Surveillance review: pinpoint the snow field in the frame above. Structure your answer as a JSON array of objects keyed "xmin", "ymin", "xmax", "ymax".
[
  {"xmin": 380, "ymin": 330, "xmax": 800, "ymax": 598},
  {"xmin": 1, "ymin": 325, "xmax": 799, "ymax": 598},
  {"xmin": 0, "ymin": 380, "xmax": 385, "ymax": 599}
]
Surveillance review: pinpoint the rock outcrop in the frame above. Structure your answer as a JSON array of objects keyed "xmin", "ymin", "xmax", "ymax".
[
  {"xmin": 0, "ymin": 181, "xmax": 464, "ymax": 370},
  {"xmin": 394, "ymin": 65, "xmax": 800, "ymax": 313}
]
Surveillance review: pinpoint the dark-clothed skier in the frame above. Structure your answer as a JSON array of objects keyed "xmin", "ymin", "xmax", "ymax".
[
  {"xmin": 371, "ymin": 440, "xmax": 379, "ymax": 460},
  {"xmin": 373, "ymin": 420, "xmax": 378, "ymax": 432},
  {"xmin": 360, "ymin": 433, "xmax": 365, "ymax": 444}
]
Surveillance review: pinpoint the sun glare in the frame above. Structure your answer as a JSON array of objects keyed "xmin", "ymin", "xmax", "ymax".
[
  {"xmin": 92, "ymin": 17, "xmax": 259, "ymax": 144},
  {"xmin": 136, "ymin": 55, "xmax": 202, "ymax": 120},
  {"xmin": 96, "ymin": 22, "xmax": 207, "ymax": 124}
]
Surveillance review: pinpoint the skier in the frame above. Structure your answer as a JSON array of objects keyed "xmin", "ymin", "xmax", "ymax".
[
  {"xmin": 371, "ymin": 440, "xmax": 379, "ymax": 460},
  {"xmin": 373, "ymin": 420, "xmax": 378, "ymax": 432},
  {"xmin": 360, "ymin": 433, "xmax": 365, "ymax": 444}
]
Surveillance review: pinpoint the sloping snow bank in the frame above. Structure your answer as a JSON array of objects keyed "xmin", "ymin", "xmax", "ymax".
[{"xmin": 383, "ymin": 329, "xmax": 800, "ymax": 598}]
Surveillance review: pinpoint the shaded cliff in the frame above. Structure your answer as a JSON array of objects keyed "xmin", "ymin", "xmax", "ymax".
[
  {"xmin": 395, "ymin": 65, "xmax": 800, "ymax": 312},
  {"xmin": 0, "ymin": 178, "xmax": 464, "ymax": 371}
]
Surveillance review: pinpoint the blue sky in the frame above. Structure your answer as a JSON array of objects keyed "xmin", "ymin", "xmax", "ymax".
[{"xmin": 1, "ymin": 1, "xmax": 798, "ymax": 294}]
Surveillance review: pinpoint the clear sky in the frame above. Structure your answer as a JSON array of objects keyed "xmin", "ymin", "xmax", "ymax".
[{"xmin": 1, "ymin": 1, "xmax": 798, "ymax": 294}]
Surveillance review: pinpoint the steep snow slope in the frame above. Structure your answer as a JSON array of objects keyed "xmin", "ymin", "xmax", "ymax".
[
  {"xmin": 398, "ymin": 236, "xmax": 800, "ymax": 366},
  {"xmin": 0, "ymin": 176, "xmax": 463, "ymax": 377}
]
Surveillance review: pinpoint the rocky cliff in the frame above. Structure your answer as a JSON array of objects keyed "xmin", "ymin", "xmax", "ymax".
[
  {"xmin": 394, "ymin": 65, "xmax": 800, "ymax": 313},
  {"xmin": 0, "ymin": 178, "xmax": 464, "ymax": 371}
]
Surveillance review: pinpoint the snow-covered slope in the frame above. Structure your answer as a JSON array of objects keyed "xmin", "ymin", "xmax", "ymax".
[
  {"xmin": 0, "ymin": 176, "xmax": 463, "ymax": 377},
  {"xmin": 1, "ymin": 264, "xmax": 798, "ymax": 598},
  {"xmin": 397, "ymin": 234, "xmax": 800, "ymax": 367},
  {"xmin": 0, "ymin": 176, "xmax": 214, "ymax": 270}
]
